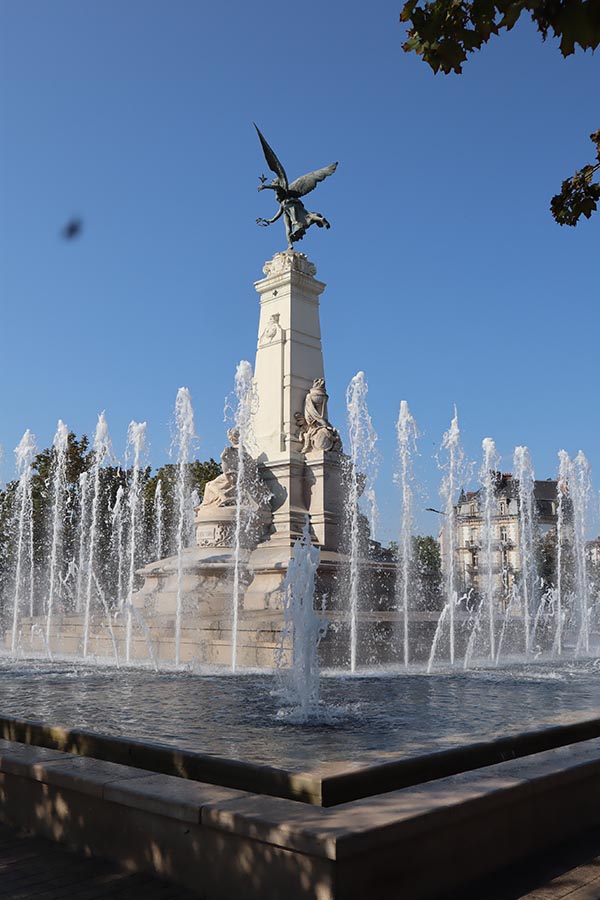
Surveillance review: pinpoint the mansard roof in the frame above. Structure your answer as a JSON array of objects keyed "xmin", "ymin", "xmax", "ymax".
[{"xmin": 456, "ymin": 473, "xmax": 558, "ymax": 510}]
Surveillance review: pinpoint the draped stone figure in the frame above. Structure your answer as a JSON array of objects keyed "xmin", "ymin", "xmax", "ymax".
[
  {"xmin": 200, "ymin": 428, "xmax": 271, "ymax": 512},
  {"xmin": 295, "ymin": 379, "xmax": 342, "ymax": 454}
]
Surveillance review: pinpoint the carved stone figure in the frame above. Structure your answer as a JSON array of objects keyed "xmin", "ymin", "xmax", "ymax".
[
  {"xmin": 254, "ymin": 125, "xmax": 338, "ymax": 252},
  {"xmin": 200, "ymin": 428, "xmax": 271, "ymax": 512},
  {"xmin": 259, "ymin": 313, "xmax": 281, "ymax": 345},
  {"xmin": 295, "ymin": 379, "xmax": 342, "ymax": 454}
]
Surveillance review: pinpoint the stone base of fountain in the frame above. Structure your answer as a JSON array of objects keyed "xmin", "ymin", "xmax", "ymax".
[{"xmin": 6, "ymin": 541, "xmax": 447, "ymax": 668}]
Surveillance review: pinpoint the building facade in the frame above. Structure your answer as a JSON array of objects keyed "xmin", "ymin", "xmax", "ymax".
[
  {"xmin": 455, "ymin": 473, "xmax": 559, "ymax": 603},
  {"xmin": 587, "ymin": 537, "xmax": 600, "ymax": 567}
]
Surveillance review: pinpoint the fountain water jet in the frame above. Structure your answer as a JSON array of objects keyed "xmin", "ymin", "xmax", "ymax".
[
  {"xmin": 555, "ymin": 450, "xmax": 570, "ymax": 656},
  {"xmin": 513, "ymin": 446, "xmax": 536, "ymax": 657},
  {"xmin": 83, "ymin": 413, "xmax": 112, "ymax": 658},
  {"xmin": 570, "ymin": 451, "xmax": 592, "ymax": 654},
  {"xmin": 479, "ymin": 439, "xmax": 501, "ymax": 661},
  {"xmin": 229, "ymin": 361, "xmax": 255, "ymax": 673},
  {"xmin": 276, "ymin": 518, "xmax": 327, "ymax": 721},
  {"xmin": 173, "ymin": 388, "xmax": 196, "ymax": 667},
  {"xmin": 125, "ymin": 421, "xmax": 147, "ymax": 664},
  {"xmin": 75, "ymin": 471, "xmax": 90, "ymax": 612},
  {"xmin": 45, "ymin": 421, "xmax": 69, "ymax": 649},
  {"xmin": 111, "ymin": 486, "xmax": 126, "ymax": 609},
  {"xmin": 345, "ymin": 372, "xmax": 379, "ymax": 672},
  {"xmin": 154, "ymin": 479, "xmax": 164, "ymax": 560},
  {"xmin": 432, "ymin": 407, "xmax": 464, "ymax": 667},
  {"xmin": 395, "ymin": 401, "xmax": 419, "ymax": 667},
  {"xmin": 11, "ymin": 430, "xmax": 38, "ymax": 656}
]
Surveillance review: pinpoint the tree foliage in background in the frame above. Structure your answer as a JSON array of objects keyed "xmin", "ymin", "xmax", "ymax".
[
  {"xmin": 0, "ymin": 433, "xmax": 222, "ymax": 611},
  {"xmin": 388, "ymin": 535, "xmax": 443, "ymax": 607},
  {"xmin": 143, "ymin": 459, "xmax": 221, "ymax": 552},
  {"xmin": 399, "ymin": 0, "xmax": 600, "ymax": 226},
  {"xmin": 413, "ymin": 534, "xmax": 442, "ymax": 578}
]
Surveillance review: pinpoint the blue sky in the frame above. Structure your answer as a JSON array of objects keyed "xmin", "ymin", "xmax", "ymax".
[{"xmin": 1, "ymin": 0, "xmax": 598, "ymax": 543}]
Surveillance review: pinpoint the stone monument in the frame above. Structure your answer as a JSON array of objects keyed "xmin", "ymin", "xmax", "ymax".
[
  {"xmin": 130, "ymin": 129, "xmax": 396, "ymax": 666},
  {"xmin": 131, "ymin": 247, "xmax": 352, "ymax": 662}
]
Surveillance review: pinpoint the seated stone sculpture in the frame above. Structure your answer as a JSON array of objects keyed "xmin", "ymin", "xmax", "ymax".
[
  {"xmin": 200, "ymin": 428, "xmax": 271, "ymax": 512},
  {"xmin": 295, "ymin": 379, "xmax": 342, "ymax": 454}
]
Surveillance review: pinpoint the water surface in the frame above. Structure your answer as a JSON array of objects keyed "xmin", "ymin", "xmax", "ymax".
[{"xmin": 0, "ymin": 658, "xmax": 598, "ymax": 770}]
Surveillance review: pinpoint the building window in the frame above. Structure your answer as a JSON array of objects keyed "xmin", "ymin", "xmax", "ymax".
[
  {"xmin": 470, "ymin": 504, "xmax": 476, "ymax": 516},
  {"xmin": 472, "ymin": 552, "xmax": 478, "ymax": 569},
  {"xmin": 500, "ymin": 526, "xmax": 508, "ymax": 542},
  {"xmin": 500, "ymin": 501, "xmax": 506, "ymax": 515}
]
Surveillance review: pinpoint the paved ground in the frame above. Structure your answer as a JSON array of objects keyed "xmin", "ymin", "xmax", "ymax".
[
  {"xmin": 1, "ymin": 821, "xmax": 600, "ymax": 899},
  {"xmin": 450, "ymin": 827, "xmax": 600, "ymax": 900},
  {"xmin": 0, "ymin": 824, "xmax": 199, "ymax": 899}
]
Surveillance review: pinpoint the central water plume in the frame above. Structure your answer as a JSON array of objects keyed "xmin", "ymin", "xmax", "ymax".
[
  {"xmin": 395, "ymin": 401, "xmax": 419, "ymax": 667},
  {"xmin": 173, "ymin": 388, "xmax": 196, "ymax": 667},
  {"xmin": 345, "ymin": 372, "xmax": 379, "ymax": 672},
  {"xmin": 45, "ymin": 421, "xmax": 69, "ymax": 653},
  {"xmin": 276, "ymin": 518, "xmax": 327, "ymax": 721},
  {"xmin": 11, "ymin": 430, "xmax": 38, "ymax": 656}
]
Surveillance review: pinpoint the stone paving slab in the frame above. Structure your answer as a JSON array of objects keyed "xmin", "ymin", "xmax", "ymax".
[
  {"xmin": 447, "ymin": 827, "xmax": 600, "ymax": 899},
  {"xmin": 0, "ymin": 823, "xmax": 200, "ymax": 898}
]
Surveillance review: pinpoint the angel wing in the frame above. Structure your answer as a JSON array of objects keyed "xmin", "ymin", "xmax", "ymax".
[
  {"xmin": 288, "ymin": 162, "xmax": 338, "ymax": 198},
  {"xmin": 254, "ymin": 124, "xmax": 288, "ymax": 188}
]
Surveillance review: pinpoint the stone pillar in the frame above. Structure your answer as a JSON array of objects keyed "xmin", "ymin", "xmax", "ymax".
[
  {"xmin": 252, "ymin": 251, "xmax": 326, "ymax": 457},
  {"xmin": 252, "ymin": 251, "xmax": 330, "ymax": 548},
  {"xmin": 303, "ymin": 450, "xmax": 346, "ymax": 551}
]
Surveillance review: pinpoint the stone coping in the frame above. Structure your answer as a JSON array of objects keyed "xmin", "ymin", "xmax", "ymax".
[
  {"xmin": 1, "ymin": 736, "xmax": 600, "ymax": 867},
  {"xmin": 1, "ymin": 711, "xmax": 600, "ymax": 807},
  {"xmin": 2, "ymin": 733, "xmax": 600, "ymax": 897}
]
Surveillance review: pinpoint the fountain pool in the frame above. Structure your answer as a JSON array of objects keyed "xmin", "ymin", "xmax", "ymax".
[{"xmin": 1, "ymin": 657, "xmax": 599, "ymax": 771}]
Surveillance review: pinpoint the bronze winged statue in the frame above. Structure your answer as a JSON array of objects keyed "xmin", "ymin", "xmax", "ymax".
[{"xmin": 254, "ymin": 124, "xmax": 338, "ymax": 251}]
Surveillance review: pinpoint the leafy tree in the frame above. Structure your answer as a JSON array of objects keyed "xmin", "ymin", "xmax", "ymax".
[
  {"xmin": 143, "ymin": 458, "xmax": 221, "ymax": 557},
  {"xmin": 388, "ymin": 535, "xmax": 443, "ymax": 607},
  {"xmin": 551, "ymin": 130, "xmax": 600, "ymax": 225},
  {"xmin": 0, "ymin": 432, "xmax": 222, "ymax": 617},
  {"xmin": 536, "ymin": 527, "xmax": 557, "ymax": 589},
  {"xmin": 413, "ymin": 534, "xmax": 442, "ymax": 577},
  {"xmin": 400, "ymin": 0, "xmax": 600, "ymax": 225}
]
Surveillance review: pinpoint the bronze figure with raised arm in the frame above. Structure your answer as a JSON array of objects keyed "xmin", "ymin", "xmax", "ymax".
[{"xmin": 254, "ymin": 124, "xmax": 338, "ymax": 251}]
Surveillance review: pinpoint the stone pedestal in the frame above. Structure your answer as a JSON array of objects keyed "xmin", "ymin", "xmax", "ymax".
[
  {"xmin": 303, "ymin": 450, "xmax": 346, "ymax": 551},
  {"xmin": 251, "ymin": 251, "xmax": 343, "ymax": 549},
  {"xmin": 252, "ymin": 251, "xmax": 326, "ymax": 459},
  {"xmin": 195, "ymin": 504, "xmax": 271, "ymax": 549}
]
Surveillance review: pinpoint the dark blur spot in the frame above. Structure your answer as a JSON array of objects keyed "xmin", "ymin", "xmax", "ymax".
[{"xmin": 61, "ymin": 218, "xmax": 83, "ymax": 240}]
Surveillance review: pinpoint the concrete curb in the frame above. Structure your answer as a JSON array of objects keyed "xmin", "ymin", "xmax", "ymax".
[
  {"xmin": 1, "ymin": 733, "xmax": 600, "ymax": 897},
  {"xmin": 1, "ymin": 711, "xmax": 600, "ymax": 806}
]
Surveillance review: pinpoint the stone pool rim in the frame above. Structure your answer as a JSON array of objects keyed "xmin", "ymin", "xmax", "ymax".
[{"xmin": 2, "ymin": 710, "xmax": 600, "ymax": 806}]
